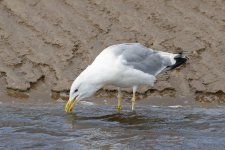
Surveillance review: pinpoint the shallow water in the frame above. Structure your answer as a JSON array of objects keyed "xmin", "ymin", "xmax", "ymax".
[{"xmin": 0, "ymin": 101, "xmax": 225, "ymax": 150}]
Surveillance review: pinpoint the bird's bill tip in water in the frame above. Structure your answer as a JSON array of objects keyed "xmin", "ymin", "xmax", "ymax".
[{"xmin": 65, "ymin": 97, "xmax": 77, "ymax": 113}]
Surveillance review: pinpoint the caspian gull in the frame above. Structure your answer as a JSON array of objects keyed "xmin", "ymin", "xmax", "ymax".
[{"xmin": 65, "ymin": 43, "xmax": 188, "ymax": 112}]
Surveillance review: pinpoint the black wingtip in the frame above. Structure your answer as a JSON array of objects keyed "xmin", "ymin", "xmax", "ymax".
[{"xmin": 167, "ymin": 54, "xmax": 189, "ymax": 70}]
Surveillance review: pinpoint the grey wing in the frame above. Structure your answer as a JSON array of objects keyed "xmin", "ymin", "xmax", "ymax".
[{"xmin": 118, "ymin": 44, "xmax": 172, "ymax": 75}]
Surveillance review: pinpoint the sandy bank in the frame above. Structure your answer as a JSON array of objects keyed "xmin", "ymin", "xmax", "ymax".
[{"xmin": 0, "ymin": 0, "xmax": 225, "ymax": 103}]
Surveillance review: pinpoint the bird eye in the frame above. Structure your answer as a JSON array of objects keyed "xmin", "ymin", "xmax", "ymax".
[{"xmin": 74, "ymin": 89, "xmax": 78, "ymax": 92}]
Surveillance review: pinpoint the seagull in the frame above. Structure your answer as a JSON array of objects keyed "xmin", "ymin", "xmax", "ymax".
[{"xmin": 65, "ymin": 43, "xmax": 188, "ymax": 113}]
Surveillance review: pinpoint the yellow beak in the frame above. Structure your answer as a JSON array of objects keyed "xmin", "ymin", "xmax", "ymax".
[{"xmin": 65, "ymin": 98, "xmax": 76, "ymax": 113}]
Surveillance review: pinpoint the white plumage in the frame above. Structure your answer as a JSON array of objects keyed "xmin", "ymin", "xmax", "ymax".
[{"xmin": 65, "ymin": 43, "xmax": 188, "ymax": 112}]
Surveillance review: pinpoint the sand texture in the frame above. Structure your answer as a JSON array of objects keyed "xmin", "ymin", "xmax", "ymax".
[{"xmin": 0, "ymin": 0, "xmax": 225, "ymax": 102}]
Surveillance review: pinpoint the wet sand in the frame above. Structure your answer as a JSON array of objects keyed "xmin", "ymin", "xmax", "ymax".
[
  {"xmin": 0, "ymin": 0, "xmax": 225, "ymax": 102},
  {"xmin": 0, "ymin": 0, "xmax": 225, "ymax": 149}
]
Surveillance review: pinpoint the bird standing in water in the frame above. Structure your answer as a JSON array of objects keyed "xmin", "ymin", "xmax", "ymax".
[{"xmin": 65, "ymin": 43, "xmax": 188, "ymax": 113}]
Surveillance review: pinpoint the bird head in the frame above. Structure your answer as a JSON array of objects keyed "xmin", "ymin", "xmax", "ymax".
[{"xmin": 65, "ymin": 68, "xmax": 102, "ymax": 113}]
